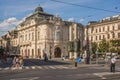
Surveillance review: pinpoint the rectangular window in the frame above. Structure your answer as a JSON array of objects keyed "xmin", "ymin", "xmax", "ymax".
[
  {"xmin": 96, "ymin": 28, "xmax": 97, "ymax": 33},
  {"xmin": 118, "ymin": 33, "xmax": 120, "ymax": 38},
  {"xmin": 29, "ymin": 33, "xmax": 30, "ymax": 40},
  {"xmin": 107, "ymin": 26, "xmax": 109, "ymax": 31},
  {"xmin": 99, "ymin": 28, "xmax": 101, "ymax": 32},
  {"xmin": 112, "ymin": 33, "xmax": 115, "ymax": 38},
  {"xmin": 96, "ymin": 36, "xmax": 97, "ymax": 40},
  {"xmin": 38, "ymin": 31, "xmax": 40, "ymax": 40},
  {"xmin": 32, "ymin": 49, "xmax": 34, "ymax": 57},
  {"xmin": 91, "ymin": 36, "xmax": 93, "ymax": 41},
  {"xmin": 113, "ymin": 26, "xmax": 114, "ymax": 30},
  {"xmin": 107, "ymin": 34, "xmax": 110, "ymax": 39},
  {"xmin": 91, "ymin": 27, "xmax": 94, "ymax": 33},
  {"xmin": 32, "ymin": 32, "xmax": 34, "ymax": 41},
  {"xmin": 25, "ymin": 34, "xmax": 27, "ymax": 40},
  {"xmin": 118, "ymin": 24, "xmax": 120, "ymax": 30},
  {"xmin": 103, "ymin": 35, "xmax": 105, "ymax": 39},
  {"xmin": 103, "ymin": 27, "xmax": 105, "ymax": 32},
  {"xmin": 23, "ymin": 35, "xmax": 24, "ymax": 41},
  {"xmin": 99, "ymin": 35, "xmax": 101, "ymax": 40}
]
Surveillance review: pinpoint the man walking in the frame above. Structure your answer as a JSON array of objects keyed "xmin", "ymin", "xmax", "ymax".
[{"xmin": 110, "ymin": 56, "xmax": 116, "ymax": 72}]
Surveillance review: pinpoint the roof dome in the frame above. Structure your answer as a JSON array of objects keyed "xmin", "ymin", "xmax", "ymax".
[{"xmin": 35, "ymin": 6, "xmax": 44, "ymax": 12}]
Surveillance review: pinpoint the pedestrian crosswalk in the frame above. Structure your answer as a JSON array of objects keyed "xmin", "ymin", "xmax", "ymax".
[
  {"xmin": 0, "ymin": 65, "xmax": 72, "ymax": 71},
  {"xmin": 23, "ymin": 65, "xmax": 70, "ymax": 70}
]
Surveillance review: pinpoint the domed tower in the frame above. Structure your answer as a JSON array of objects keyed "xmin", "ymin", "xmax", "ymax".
[{"xmin": 35, "ymin": 5, "xmax": 44, "ymax": 12}]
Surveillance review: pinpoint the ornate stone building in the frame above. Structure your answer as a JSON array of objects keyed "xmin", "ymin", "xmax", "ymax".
[
  {"xmin": 0, "ymin": 29, "xmax": 19, "ymax": 55},
  {"xmin": 16, "ymin": 6, "xmax": 84, "ymax": 59}
]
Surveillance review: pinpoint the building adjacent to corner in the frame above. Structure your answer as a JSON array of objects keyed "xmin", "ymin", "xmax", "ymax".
[{"xmin": 85, "ymin": 15, "xmax": 120, "ymax": 43}]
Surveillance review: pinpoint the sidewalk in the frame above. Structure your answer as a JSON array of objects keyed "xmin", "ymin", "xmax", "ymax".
[{"xmin": 0, "ymin": 58, "xmax": 13, "ymax": 68}]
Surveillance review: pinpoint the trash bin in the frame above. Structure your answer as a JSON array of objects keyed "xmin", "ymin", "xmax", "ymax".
[{"xmin": 75, "ymin": 62, "xmax": 77, "ymax": 67}]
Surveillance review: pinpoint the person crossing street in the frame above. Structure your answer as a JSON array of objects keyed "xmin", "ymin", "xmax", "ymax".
[{"xmin": 110, "ymin": 56, "xmax": 116, "ymax": 72}]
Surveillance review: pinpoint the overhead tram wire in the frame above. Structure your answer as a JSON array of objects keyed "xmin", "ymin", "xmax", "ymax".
[{"xmin": 50, "ymin": 0, "xmax": 120, "ymax": 13}]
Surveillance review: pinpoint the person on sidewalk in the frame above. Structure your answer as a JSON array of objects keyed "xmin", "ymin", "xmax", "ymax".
[{"xmin": 110, "ymin": 56, "xmax": 116, "ymax": 72}]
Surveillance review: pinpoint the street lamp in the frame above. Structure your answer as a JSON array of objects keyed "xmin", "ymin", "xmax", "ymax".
[{"xmin": 49, "ymin": 45, "xmax": 52, "ymax": 59}]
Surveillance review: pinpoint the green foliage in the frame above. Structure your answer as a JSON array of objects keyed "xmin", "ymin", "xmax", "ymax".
[
  {"xmin": 110, "ymin": 39, "xmax": 120, "ymax": 47},
  {"xmin": 74, "ymin": 39, "xmax": 80, "ymax": 52},
  {"xmin": 99, "ymin": 39, "xmax": 109, "ymax": 52},
  {"xmin": 92, "ymin": 42, "xmax": 97, "ymax": 54},
  {"xmin": 109, "ymin": 39, "xmax": 120, "ymax": 53},
  {"xmin": 110, "ymin": 48, "xmax": 117, "ymax": 53},
  {"xmin": 67, "ymin": 41, "xmax": 74, "ymax": 52},
  {"xmin": 67, "ymin": 39, "xmax": 80, "ymax": 52}
]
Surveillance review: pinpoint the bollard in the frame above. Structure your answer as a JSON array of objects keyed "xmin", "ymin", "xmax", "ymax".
[{"xmin": 75, "ymin": 62, "xmax": 77, "ymax": 67}]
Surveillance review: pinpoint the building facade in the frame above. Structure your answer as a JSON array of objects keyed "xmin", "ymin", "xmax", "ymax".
[
  {"xmin": 85, "ymin": 15, "xmax": 120, "ymax": 42},
  {"xmin": 0, "ymin": 6, "xmax": 83, "ymax": 59},
  {"xmin": 84, "ymin": 15, "xmax": 120, "ymax": 57}
]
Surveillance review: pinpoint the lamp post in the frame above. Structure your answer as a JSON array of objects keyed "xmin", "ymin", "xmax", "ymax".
[{"xmin": 49, "ymin": 45, "xmax": 52, "ymax": 59}]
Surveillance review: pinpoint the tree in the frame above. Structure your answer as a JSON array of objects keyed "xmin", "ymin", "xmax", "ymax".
[
  {"xmin": 99, "ymin": 39, "xmax": 109, "ymax": 52},
  {"xmin": 67, "ymin": 41, "xmax": 74, "ymax": 52},
  {"xmin": 92, "ymin": 42, "xmax": 97, "ymax": 54},
  {"xmin": 110, "ymin": 39, "xmax": 120, "ymax": 53}
]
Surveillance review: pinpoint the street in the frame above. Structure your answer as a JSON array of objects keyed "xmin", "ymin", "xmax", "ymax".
[
  {"xmin": 0, "ymin": 65, "xmax": 120, "ymax": 80},
  {"xmin": 0, "ymin": 59, "xmax": 120, "ymax": 80}
]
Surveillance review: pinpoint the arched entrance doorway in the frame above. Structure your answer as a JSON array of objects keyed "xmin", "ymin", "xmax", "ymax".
[{"xmin": 54, "ymin": 47, "xmax": 61, "ymax": 58}]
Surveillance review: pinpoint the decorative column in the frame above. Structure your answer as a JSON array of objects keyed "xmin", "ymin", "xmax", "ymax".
[
  {"xmin": 74, "ymin": 24, "xmax": 78, "ymax": 59},
  {"xmin": 35, "ymin": 25, "xmax": 37, "ymax": 58},
  {"xmin": 69, "ymin": 25, "xmax": 73, "ymax": 59}
]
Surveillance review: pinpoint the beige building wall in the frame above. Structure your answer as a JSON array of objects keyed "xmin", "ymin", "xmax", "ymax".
[
  {"xmin": 86, "ymin": 15, "xmax": 120, "ymax": 43},
  {"xmin": 0, "ymin": 6, "xmax": 84, "ymax": 59}
]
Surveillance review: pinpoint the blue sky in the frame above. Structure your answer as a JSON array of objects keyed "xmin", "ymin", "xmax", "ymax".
[{"xmin": 0, "ymin": 0, "xmax": 120, "ymax": 36}]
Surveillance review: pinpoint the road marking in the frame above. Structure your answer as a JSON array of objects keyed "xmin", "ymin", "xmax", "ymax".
[
  {"xmin": 48, "ymin": 66, "xmax": 56, "ymax": 69},
  {"xmin": 43, "ymin": 66, "xmax": 49, "ymax": 69},
  {"xmin": 37, "ymin": 66, "xmax": 42, "ymax": 69},
  {"xmin": 0, "ymin": 65, "xmax": 70, "ymax": 71},
  {"xmin": 93, "ymin": 72, "xmax": 120, "ymax": 79},
  {"xmin": 11, "ymin": 67, "xmax": 17, "ymax": 70},
  {"xmin": 4, "ymin": 67, "xmax": 9, "ymax": 70},
  {"xmin": 94, "ymin": 73, "xmax": 107, "ymax": 79},
  {"xmin": 54, "ymin": 66, "xmax": 63, "ymax": 69},
  {"xmin": 25, "ymin": 66, "xmax": 30, "ymax": 69},
  {"xmin": 61, "ymin": 66, "xmax": 69, "ymax": 69},
  {"xmin": 10, "ymin": 77, "xmax": 39, "ymax": 80}
]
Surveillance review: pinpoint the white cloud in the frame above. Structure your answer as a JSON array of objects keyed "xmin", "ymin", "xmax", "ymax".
[
  {"xmin": 80, "ymin": 18, "xmax": 85, "ymax": 22},
  {"xmin": 0, "ymin": 13, "xmax": 33, "ymax": 30},
  {"xmin": 68, "ymin": 18, "xmax": 75, "ymax": 22},
  {"xmin": 0, "ymin": 17, "xmax": 19, "ymax": 28}
]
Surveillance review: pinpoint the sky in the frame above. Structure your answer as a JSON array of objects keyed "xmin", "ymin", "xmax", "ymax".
[{"xmin": 0, "ymin": 0, "xmax": 120, "ymax": 36}]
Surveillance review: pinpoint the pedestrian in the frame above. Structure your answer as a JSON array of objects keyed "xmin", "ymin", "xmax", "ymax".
[
  {"xmin": 15, "ymin": 56, "xmax": 20, "ymax": 68},
  {"xmin": 110, "ymin": 56, "xmax": 116, "ymax": 72},
  {"xmin": 19, "ymin": 56, "xmax": 23, "ymax": 67},
  {"xmin": 12, "ymin": 56, "xmax": 16, "ymax": 67}
]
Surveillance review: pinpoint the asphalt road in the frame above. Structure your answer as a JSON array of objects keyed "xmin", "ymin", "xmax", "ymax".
[
  {"xmin": 0, "ymin": 65, "xmax": 120, "ymax": 80},
  {"xmin": 0, "ymin": 58, "xmax": 120, "ymax": 80}
]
